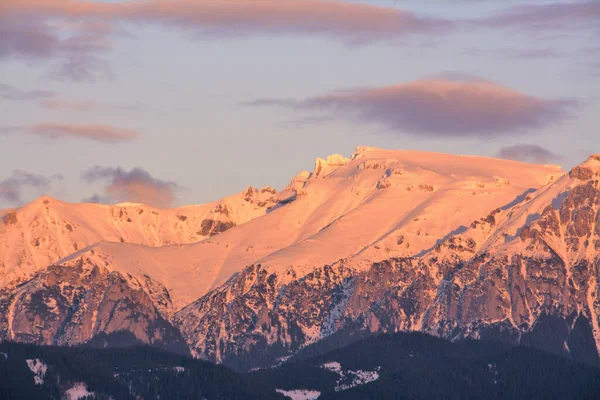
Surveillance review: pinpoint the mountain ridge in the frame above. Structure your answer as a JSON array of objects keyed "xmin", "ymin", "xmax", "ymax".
[{"xmin": 4, "ymin": 147, "xmax": 600, "ymax": 373}]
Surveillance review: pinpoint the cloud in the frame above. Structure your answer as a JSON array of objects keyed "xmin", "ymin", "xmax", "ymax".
[
  {"xmin": 26, "ymin": 123, "xmax": 139, "ymax": 143},
  {"xmin": 1, "ymin": 0, "xmax": 450, "ymax": 45},
  {"xmin": 82, "ymin": 166, "xmax": 179, "ymax": 208},
  {"xmin": 48, "ymin": 53, "xmax": 114, "ymax": 82},
  {"xmin": 40, "ymin": 99, "xmax": 100, "ymax": 111},
  {"xmin": 0, "ymin": 0, "xmax": 451, "ymax": 81},
  {"xmin": 39, "ymin": 99, "xmax": 140, "ymax": 112},
  {"xmin": 0, "ymin": 170, "xmax": 62, "ymax": 205},
  {"xmin": 462, "ymin": 47, "xmax": 564, "ymax": 60},
  {"xmin": 81, "ymin": 193, "xmax": 112, "ymax": 205},
  {"xmin": 248, "ymin": 77, "xmax": 576, "ymax": 137},
  {"xmin": 0, "ymin": 13, "xmax": 114, "ymax": 81},
  {"xmin": 1, "ymin": 0, "xmax": 596, "ymax": 84},
  {"xmin": 497, "ymin": 144, "xmax": 563, "ymax": 164},
  {"xmin": 0, "ymin": 83, "xmax": 140, "ymax": 112},
  {"xmin": 483, "ymin": 1, "xmax": 600, "ymax": 30},
  {"xmin": 0, "ymin": 84, "xmax": 54, "ymax": 101},
  {"xmin": 0, "ymin": 16, "xmax": 58, "ymax": 59}
]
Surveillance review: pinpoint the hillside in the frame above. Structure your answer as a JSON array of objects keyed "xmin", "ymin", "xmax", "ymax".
[
  {"xmin": 0, "ymin": 341, "xmax": 284, "ymax": 400},
  {"xmin": 251, "ymin": 331, "xmax": 600, "ymax": 399}
]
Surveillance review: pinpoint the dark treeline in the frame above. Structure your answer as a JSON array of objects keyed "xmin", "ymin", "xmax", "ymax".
[
  {"xmin": 251, "ymin": 331, "xmax": 600, "ymax": 400},
  {"xmin": 0, "ymin": 341, "xmax": 283, "ymax": 400},
  {"xmin": 2, "ymin": 331, "xmax": 600, "ymax": 399}
]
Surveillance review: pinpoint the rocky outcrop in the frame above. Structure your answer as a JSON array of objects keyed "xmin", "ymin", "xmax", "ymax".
[
  {"xmin": 0, "ymin": 260, "xmax": 187, "ymax": 354},
  {"xmin": 198, "ymin": 219, "xmax": 236, "ymax": 237},
  {"xmin": 312, "ymin": 154, "xmax": 350, "ymax": 178},
  {"xmin": 570, "ymin": 155, "xmax": 600, "ymax": 180}
]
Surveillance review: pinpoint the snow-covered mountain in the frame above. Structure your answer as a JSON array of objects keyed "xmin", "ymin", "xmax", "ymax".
[
  {"xmin": 176, "ymin": 153, "xmax": 600, "ymax": 369},
  {"xmin": 4, "ymin": 147, "xmax": 599, "ymax": 371},
  {"xmin": 0, "ymin": 185, "xmax": 284, "ymax": 289},
  {"xmin": 51, "ymin": 147, "xmax": 561, "ymax": 308}
]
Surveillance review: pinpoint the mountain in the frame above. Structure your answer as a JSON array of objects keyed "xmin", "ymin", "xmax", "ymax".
[
  {"xmin": 176, "ymin": 153, "xmax": 599, "ymax": 370},
  {"xmin": 0, "ymin": 342, "xmax": 284, "ymax": 400},
  {"xmin": 0, "ymin": 184, "xmax": 290, "ymax": 347},
  {"xmin": 250, "ymin": 331, "xmax": 600, "ymax": 399},
  {"xmin": 47, "ymin": 147, "xmax": 561, "ymax": 308},
  {"xmin": 4, "ymin": 147, "xmax": 600, "ymax": 373},
  {"xmin": 0, "ymin": 185, "xmax": 284, "ymax": 289}
]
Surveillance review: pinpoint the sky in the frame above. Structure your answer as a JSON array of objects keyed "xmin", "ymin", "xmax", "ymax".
[{"xmin": 0, "ymin": 0, "xmax": 598, "ymax": 208}]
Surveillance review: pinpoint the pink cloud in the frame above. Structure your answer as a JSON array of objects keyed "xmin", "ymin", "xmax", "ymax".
[
  {"xmin": 1, "ymin": 0, "xmax": 449, "ymax": 43},
  {"xmin": 28, "ymin": 123, "xmax": 139, "ymax": 143},
  {"xmin": 249, "ymin": 78, "xmax": 577, "ymax": 136},
  {"xmin": 82, "ymin": 166, "xmax": 179, "ymax": 208},
  {"xmin": 0, "ymin": 0, "xmax": 451, "ymax": 80}
]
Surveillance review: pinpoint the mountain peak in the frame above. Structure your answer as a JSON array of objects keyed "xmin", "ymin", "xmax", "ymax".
[
  {"xmin": 569, "ymin": 154, "xmax": 600, "ymax": 180},
  {"xmin": 353, "ymin": 145, "xmax": 380, "ymax": 155},
  {"xmin": 313, "ymin": 154, "xmax": 350, "ymax": 177}
]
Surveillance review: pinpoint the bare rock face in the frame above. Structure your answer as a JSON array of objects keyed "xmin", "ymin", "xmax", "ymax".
[
  {"xmin": 2, "ymin": 212, "xmax": 17, "ymax": 225},
  {"xmin": 198, "ymin": 219, "xmax": 236, "ymax": 237},
  {"xmin": 175, "ymin": 262, "xmax": 358, "ymax": 370},
  {"xmin": 0, "ymin": 261, "xmax": 187, "ymax": 354},
  {"xmin": 569, "ymin": 154, "xmax": 600, "ymax": 180}
]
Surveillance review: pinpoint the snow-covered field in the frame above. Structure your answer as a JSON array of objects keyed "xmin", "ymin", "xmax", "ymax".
[{"xmin": 276, "ymin": 388, "xmax": 321, "ymax": 400}]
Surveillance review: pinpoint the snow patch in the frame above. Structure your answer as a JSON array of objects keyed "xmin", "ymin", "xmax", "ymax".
[
  {"xmin": 26, "ymin": 359, "xmax": 47, "ymax": 385},
  {"xmin": 276, "ymin": 389, "xmax": 321, "ymax": 400},
  {"xmin": 321, "ymin": 361, "xmax": 380, "ymax": 392},
  {"xmin": 65, "ymin": 382, "xmax": 94, "ymax": 400},
  {"xmin": 321, "ymin": 361, "xmax": 342, "ymax": 374},
  {"xmin": 44, "ymin": 297, "xmax": 58, "ymax": 313},
  {"xmin": 173, "ymin": 366, "xmax": 185, "ymax": 373}
]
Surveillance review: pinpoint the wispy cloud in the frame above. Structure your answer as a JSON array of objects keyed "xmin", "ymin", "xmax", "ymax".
[
  {"xmin": 462, "ymin": 47, "xmax": 564, "ymax": 60},
  {"xmin": 482, "ymin": 1, "xmax": 600, "ymax": 30},
  {"xmin": 40, "ymin": 99, "xmax": 100, "ymax": 111},
  {"xmin": 0, "ymin": 84, "xmax": 54, "ymax": 101},
  {"xmin": 497, "ymin": 144, "xmax": 563, "ymax": 164},
  {"xmin": 0, "ymin": 170, "xmax": 63, "ymax": 205},
  {"xmin": 248, "ymin": 77, "xmax": 577, "ymax": 137},
  {"xmin": 82, "ymin": 166, "xmax": 179, "ymax": 208},
  {"xmin": 25, "ymin": 123, "xmax": 139, "ymax": 143},
  {"xmin": 1, "ymin": 83, "xmax": 140, "ymax": 112},
  {"xmin": 39, "ymin": 99, "xmax": 140, "ymax": 112}
]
